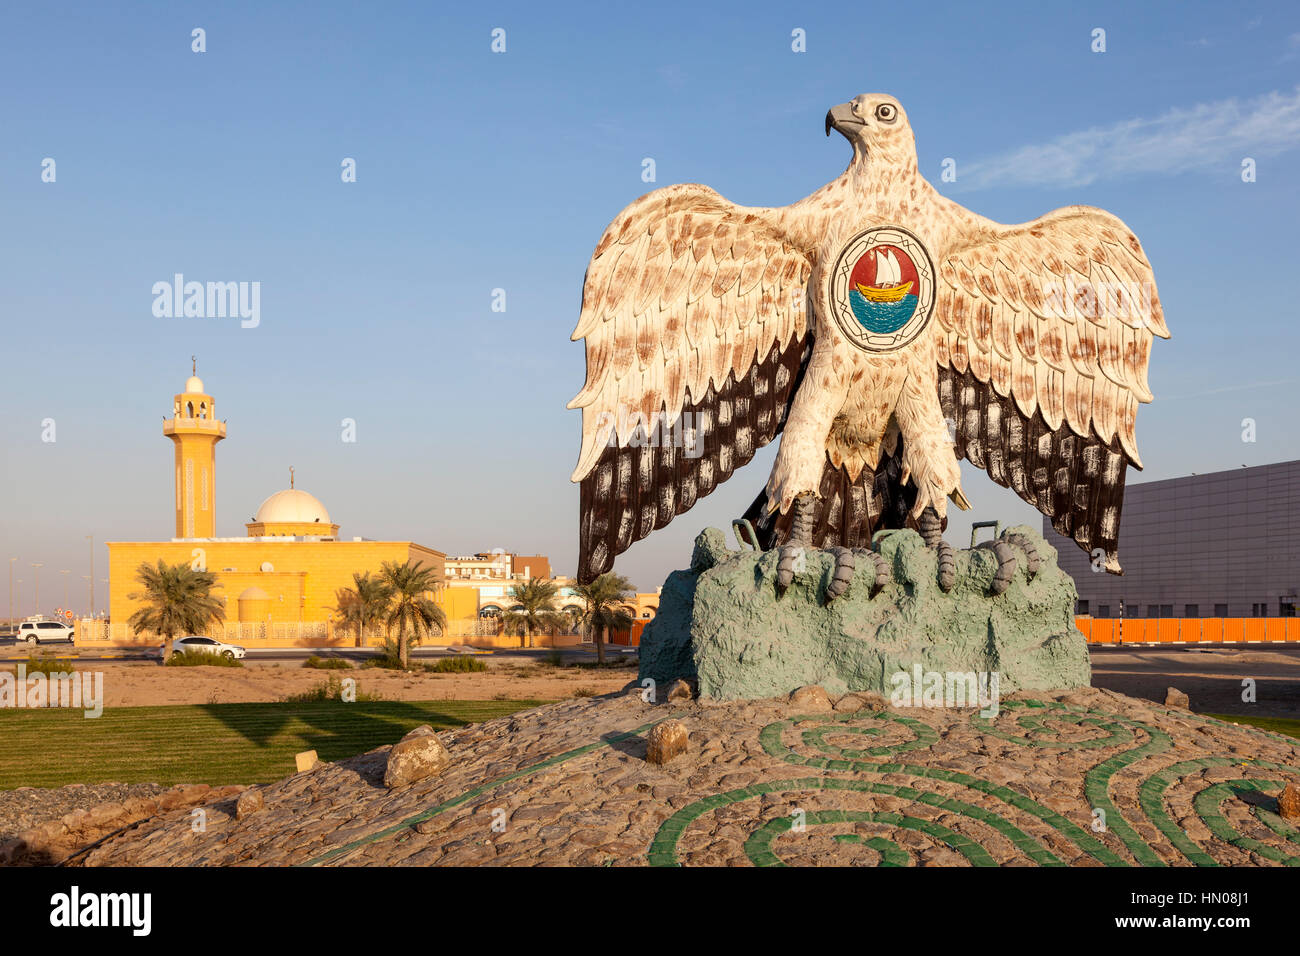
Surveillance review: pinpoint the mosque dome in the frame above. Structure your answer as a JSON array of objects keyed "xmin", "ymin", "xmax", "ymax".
[
  {"xmin": 253, "ymin": 489, "xmax": 332, "ymax": 525},
  {"xmin": 184, "ymin": 375, "xmax": 205, "ymax": 394}
]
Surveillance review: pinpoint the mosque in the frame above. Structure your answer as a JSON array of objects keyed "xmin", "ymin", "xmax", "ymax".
[
  {"xmin": 94, "ymin": 368, "xmax": 658, "ymax": 648},
  {"xmin": 102, "ymin": 369, "xmax": 449, "ymax": 645}
]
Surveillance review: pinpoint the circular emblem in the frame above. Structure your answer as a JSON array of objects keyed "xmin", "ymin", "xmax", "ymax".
[{"xmin": 829, "ymin": 226, "xmax": 935, "ymax": 352}]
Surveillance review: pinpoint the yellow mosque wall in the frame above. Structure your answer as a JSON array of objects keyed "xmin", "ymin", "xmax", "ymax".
[
  {"xmin": 101, "ymin": 540, "xmax": 447, "ymax": 647},
  {"xmin": 440, "ymin": 587, "xmax": 480, "ymax": 623}
]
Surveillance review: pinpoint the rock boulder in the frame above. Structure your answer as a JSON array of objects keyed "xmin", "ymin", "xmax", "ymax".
[{"xmin": 639, "ymin": 524, "xmax": 1090, "ymax": 700}]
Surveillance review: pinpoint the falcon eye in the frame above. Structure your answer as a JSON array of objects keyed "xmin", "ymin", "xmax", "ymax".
[{"xmin": 875, "ymin": 104, "xmax": 897, "ymax": 122}]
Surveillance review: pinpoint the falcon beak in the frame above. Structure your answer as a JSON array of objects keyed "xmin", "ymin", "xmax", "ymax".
[{"xmin": 825, "ymin": 102, "xmax": 864, "ymax": 138}]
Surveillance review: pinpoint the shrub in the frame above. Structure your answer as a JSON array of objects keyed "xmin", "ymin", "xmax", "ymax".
[
  {"xmin": 166, "ymin": 650, "xmax": 243, "ymax": 667},
  {"xmin": 304, "ymin": 656, "xmax": 352, "ymax": 670},
  {"xmin": 572, "ymin": 686, "xmax": 597, "ymax": 698},
  {"xmin": 568, "ymin": 657, "xmax": 637, "ymax": 670},
  {"xmin": 542, "ymin": 651, "xmax": 564, "ymax": 667},
  {"xmin": 22, "ymin": 653, "xmax": 75, "ymax": 677},
  {"xmin": 424, "ymin": 656, "xmax": 487, "ymax": 674},
  {"xmin": 361, "ymin": 637, "xmax": 410, "ymax": 671},
  {"xmin": 282, "ymin": 674, "xmax": 380, "ymax": 703}
]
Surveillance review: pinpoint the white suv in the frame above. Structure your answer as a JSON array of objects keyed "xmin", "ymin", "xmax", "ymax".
[{"xmin": 17, "ymin": 620, "xmax": 75, "ymax": 645}]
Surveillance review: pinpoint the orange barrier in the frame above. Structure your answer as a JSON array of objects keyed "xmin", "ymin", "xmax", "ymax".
[{"xmin": 1076, "ymin": 616, "xmax": 1300, "ymax": 644}]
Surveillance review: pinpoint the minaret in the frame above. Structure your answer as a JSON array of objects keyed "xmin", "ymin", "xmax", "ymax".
[{"xmin": 163, "ymin": 359, "xmax": 226, "ymax": 538}]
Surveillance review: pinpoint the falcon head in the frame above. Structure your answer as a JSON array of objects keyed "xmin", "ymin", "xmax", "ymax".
[{"xmin": 825, "ymin": 94, "xmax": 915, "ymax": 165}]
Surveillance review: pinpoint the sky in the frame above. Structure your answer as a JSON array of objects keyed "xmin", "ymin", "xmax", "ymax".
[{"xmin": 2, "ymin": 0, "xmax": 1299, "ymax": 613}]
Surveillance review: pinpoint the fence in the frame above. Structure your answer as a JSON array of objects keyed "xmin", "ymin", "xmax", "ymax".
[
  {"xmin": 75, "ymin": 619, "xmax": 348, "ymax": 647},
  {"xmin": 1076, "ymin": 617, "xmax": 1300, "ymax": 644},
  {"xmin": 74, "ymin": 618, "xmax": 596, "ymax": 650}
]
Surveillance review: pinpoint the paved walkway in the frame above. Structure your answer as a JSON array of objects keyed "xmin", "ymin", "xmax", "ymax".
[{"xmin": 79, "ymin": 686, "xmax": 1300, "ymax": 866}]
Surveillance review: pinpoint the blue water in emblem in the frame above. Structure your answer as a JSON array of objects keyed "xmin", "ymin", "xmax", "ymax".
[{"xmin": 849, "ymin": 289, "xmax": 918, "ymax": 334}]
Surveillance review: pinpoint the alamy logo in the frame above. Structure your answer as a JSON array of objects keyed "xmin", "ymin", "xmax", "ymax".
[
  {"xmin": 152, "ymin": 274, "xmax": 260, "ymax": 328},
  {"xmin": 49, "ymin": 886, "xmax": 151, "ymax": 936},
  {"xmin": 595, "ymin": 407, "xmax": 704, "ymax": 458},
  {"xmin": 890, "ymin": 665, "xmax": 1000, "ymax": 717},
  {"xmin": 0, "ymin": 664, "xmax": 103, "ymax": 718}
]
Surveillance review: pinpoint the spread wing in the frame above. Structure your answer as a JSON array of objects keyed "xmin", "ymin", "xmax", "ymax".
[
  {"xmin": 933, "ymin": 205, "xmax": 1169, "ymax": 572},
  {"xmin": 569, "ymin": 183, "xmax": 813, "ymax": 582}
]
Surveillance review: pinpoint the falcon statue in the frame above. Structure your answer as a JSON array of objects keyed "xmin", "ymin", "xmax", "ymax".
[{"xmin": 570, "ymin": 94, "xmax": 1168, "ymax": 596}]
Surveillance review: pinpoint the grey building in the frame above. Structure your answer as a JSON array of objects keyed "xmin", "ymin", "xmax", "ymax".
[{"xmin": 1045, "ymin": 460, "xmax": 1300, "ymax": 619}]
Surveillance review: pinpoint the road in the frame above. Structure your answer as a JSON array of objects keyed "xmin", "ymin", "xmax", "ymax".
[
  {"xmin": 1089, "ymin": 643, "xmax": 1300, "ymax": 718},
  {"xmin": 3, "ymin": 634, "xmax": 1296, "ymax": 719},
  {"xmin": 0, "ymin": 638, "xmax": 635, "ymax": 666}
]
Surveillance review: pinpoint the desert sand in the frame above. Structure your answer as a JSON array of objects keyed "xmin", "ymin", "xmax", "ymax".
[{"xmin": 21, "ymin": 660, "xmax": 634, "ymax": 708}]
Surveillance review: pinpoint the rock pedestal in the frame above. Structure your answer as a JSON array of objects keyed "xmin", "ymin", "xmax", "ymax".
[{"xmin": 639, "ymin": 524, "xmax": 1090, "ymax": 700}]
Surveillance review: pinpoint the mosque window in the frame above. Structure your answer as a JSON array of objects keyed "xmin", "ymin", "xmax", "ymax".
[{"xmin": 186, "ymin": 401, "xmax": 194, "ymax": 417}]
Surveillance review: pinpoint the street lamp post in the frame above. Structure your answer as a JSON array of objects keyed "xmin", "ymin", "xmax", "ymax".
[
  {"xmin": 87, "ymin": 535, "xmax": 94, "ymax": 619},
  {"xmin": 60, "ymin": 570, "xmax": 71, "ymax": 615},
  {"xmin": 8, "ymin": 557, "xmax": 15, "ymax": 628}
]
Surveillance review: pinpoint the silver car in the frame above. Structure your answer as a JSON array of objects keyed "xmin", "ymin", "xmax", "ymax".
[{"xmin": 171, "ymin": 635, "xmax": 246, "ymax": 660}]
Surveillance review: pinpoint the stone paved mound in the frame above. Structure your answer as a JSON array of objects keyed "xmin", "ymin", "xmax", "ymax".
[{"xmin": 77, "ymin": 688, "xmax": 1300, "ymax": 867}]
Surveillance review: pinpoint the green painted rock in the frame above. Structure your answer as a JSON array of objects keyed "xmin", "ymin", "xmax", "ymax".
[{"xmin": 638, "ymin": 524, "xmax": 1090, "ymax": 701}]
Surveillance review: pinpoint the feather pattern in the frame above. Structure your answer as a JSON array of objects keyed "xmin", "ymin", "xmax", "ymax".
[
  {"xmin": 576, "ymin": 338, "xmax": 810, "ymax": 583},
  {"xmin": 934, "ymin": 205, "xmax": 1167, "ymax": 471},
  {"xmin": 569, "ymin": 184, "xmax": 813, "ymax": 484},
  {"xmin": 939, "ymin": 365, "xmax": 1128, "ymax": 572}
]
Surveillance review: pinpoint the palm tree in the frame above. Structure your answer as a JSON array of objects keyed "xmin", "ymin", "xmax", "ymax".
[
  {"xmin": 331, "ymin": 571, "xmax": 391, "ymax": 647},
  {"xmin": 499, "ymin": 577, "xmax": 569, "ymax": 648},
  {"xmin": 126, "ymin": 560, "xmax": 226, "ymax": 658},
  {"xmin": 574, "ymin": 572, "xmax": 635, "ymax": 664},
  {"xmin": 380, "ymin": 560, "xmax": 446, "ymax": 668}
]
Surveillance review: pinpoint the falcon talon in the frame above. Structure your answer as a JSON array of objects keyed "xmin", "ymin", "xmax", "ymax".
[
  {"xmin": 935, "ymin": 541, "xmax": 956, "ymax": 593},
  {"xmin": 1003, "ymin": 532, "xmax": 1041, "ymax": 579},
  {"xmin": 917, "ymin": 506, "xmax": 956, "ymax": 591},
  {"xmin": 775, "ymin": 545, "xmax": 802, "ymax": 595},
  {"xmin": 825, "ymin": 547, "xmax": 855, "ymax": 602},
  {"xmin": 976, "ymin": 541, "xmax": 1018, "ymax": 596},
  {"xmin": 855, "ymin": 548, "xmax": 891, "ymax": 596}
]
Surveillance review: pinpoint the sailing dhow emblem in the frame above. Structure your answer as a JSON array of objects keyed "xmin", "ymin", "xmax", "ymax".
[{"xmin": 830, "ymin": 225, "xmax": 935, "ymax": 353}]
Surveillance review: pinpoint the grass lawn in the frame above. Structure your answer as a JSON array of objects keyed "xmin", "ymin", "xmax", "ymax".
[
  {"xmin": 0, "ymin": 699, "xmax": 546, "ymax": 790},
  {"xmin": 1204, "ymin": 713, "xmax": 1300, "ymax": 741}
]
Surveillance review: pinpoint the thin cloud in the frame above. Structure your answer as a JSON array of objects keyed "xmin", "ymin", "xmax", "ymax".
[
  {"xmin": 1160, "ymin": 378, "xmax": 1300, "ymax": 402},
  {"xmin": 956, "ymin": 87, "xmax": 1300, "ymax": 190}
]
